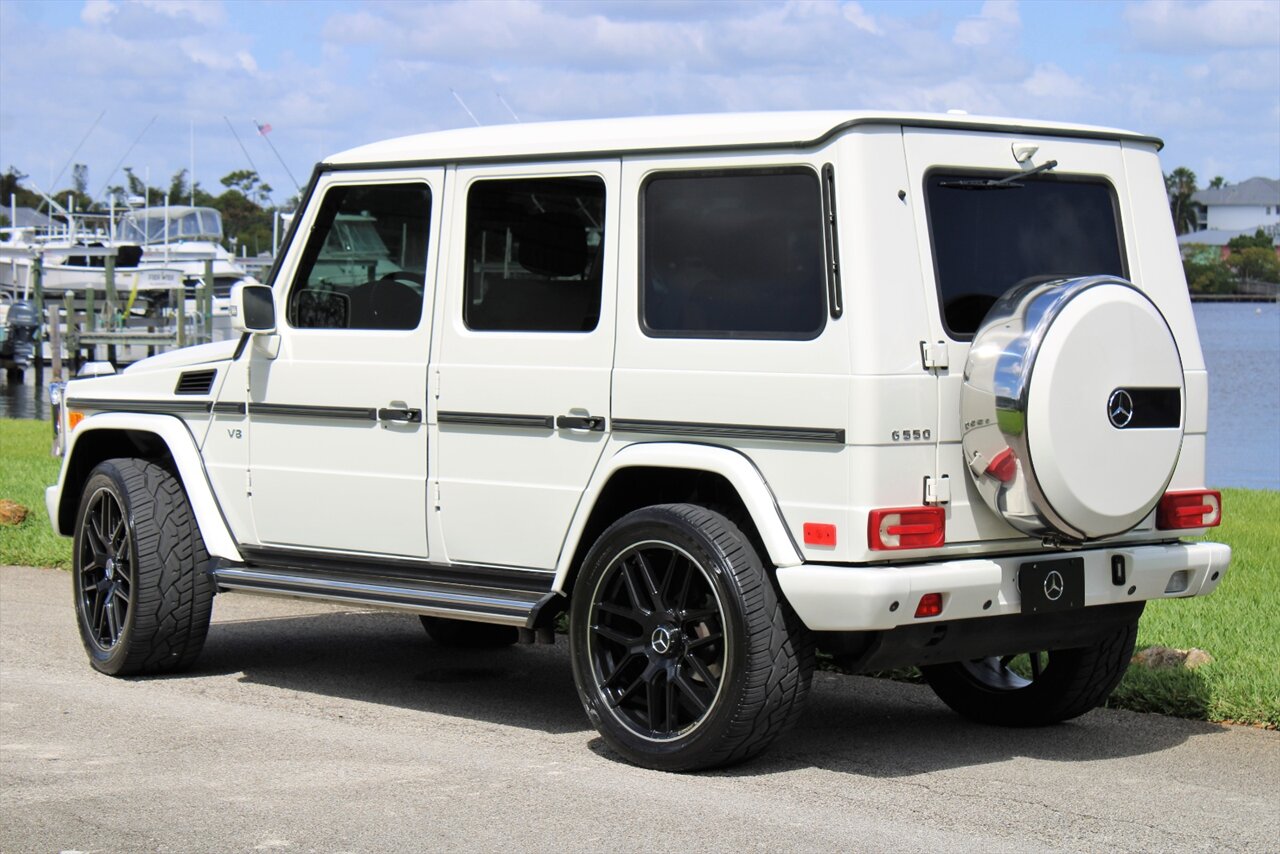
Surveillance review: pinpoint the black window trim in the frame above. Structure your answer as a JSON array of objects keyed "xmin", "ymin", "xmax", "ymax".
[
  {"xmin": 638, "ymin": 164, "xmax": 829, "ymax": 342},
  {"xmin": 283, "ymin": 178, "xmax": 434, "ymax": 333},
  {"xmin": 921, "ymin": 168, "xmax": 1129, "ymax": 342}
]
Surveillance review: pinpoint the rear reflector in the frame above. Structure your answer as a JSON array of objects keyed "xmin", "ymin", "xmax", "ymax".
[
  {"xmin": 868, "ymin": 506, "xmax": 945, "ymax": 550},
  {"xmin": 1156, "ymin": 490, "xmax": 1222, "ymax": 530},
  {"xmin": 985, "ymin": 448, "xmax": 1017, "ymax": 483},
  {"xmin": 803, "ymin": 523, "xmax": 837, "ymax": 546},
  {"xmin": 915, "ymin": 592, "xmax": 943, "ymax": 618}
]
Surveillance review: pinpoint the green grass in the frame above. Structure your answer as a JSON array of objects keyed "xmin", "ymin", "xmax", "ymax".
[
  {"xmin": 1108, "ymin": 488, "xmax": 1280, "ymax": 728},
  {"xmin": 2, "ymin": 416, "xmax": 1276, "ymax": 725},
  {"xmin": 0, "ymin": 418, "xmax": 68, "ymax": 568}
]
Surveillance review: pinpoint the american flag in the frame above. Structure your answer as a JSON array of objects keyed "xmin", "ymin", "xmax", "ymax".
[{"xmin": 256, "ymin": 121, "xmax": 272, "ymax": 136}]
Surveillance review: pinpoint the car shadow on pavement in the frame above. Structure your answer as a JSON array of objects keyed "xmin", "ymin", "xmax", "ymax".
[
  {"xmin": 192, "ymin": 608, "xmax": 1221, "ymax": 776},
  {"xmin": 192, "ymin": 608, "xmax": 587, "ymax": 735},
  {"xmin": 706, "ymin": 671, "xmax": 1227, "ymax": 779}
]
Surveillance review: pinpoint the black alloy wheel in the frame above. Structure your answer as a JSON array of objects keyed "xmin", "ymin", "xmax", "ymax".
[
  {"xmin": 76, "ymin": 485, "xmax": 134, "ymax": 651},
  {"xmin": 570, "ymin": 504, "xmax": 814, "ymax": 772},
  {"xmin": 921, "ymin": 619, "xmax": 1139, "ymax": 727},
  {"xmin": 586, "ymin": 539, "xmax": 727, "ymax": 741}
]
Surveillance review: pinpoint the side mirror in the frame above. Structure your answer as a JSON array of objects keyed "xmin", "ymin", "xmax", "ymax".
[{"xmin": 230, "ymin": 283, "xmax": 276, "ymax": 334}]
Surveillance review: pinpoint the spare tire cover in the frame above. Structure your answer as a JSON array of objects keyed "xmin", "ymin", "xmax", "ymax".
[{"xmin": 961, "ymin": 276, "xmax": 1184, "ymax": 541}]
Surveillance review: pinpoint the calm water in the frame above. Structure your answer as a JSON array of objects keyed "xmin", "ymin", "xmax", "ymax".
[{"xmin": 4, "ymin": 302, "xmax": 1278, "ymax": 488}]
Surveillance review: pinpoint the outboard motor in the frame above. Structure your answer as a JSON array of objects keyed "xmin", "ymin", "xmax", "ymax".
[{"xmin": 2, "ymin": 299, "xmax": 40, "ymax": 382}]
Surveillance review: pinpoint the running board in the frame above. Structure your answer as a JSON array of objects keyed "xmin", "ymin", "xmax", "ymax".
[{"xmin": 212, "ymin": 564, "xmax": 557, "ymax": 628}]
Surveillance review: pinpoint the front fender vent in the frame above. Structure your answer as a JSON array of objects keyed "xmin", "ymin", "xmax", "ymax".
[{"xmin": 175, "ymin": 369, "xmax": 217, "ymax": 396}]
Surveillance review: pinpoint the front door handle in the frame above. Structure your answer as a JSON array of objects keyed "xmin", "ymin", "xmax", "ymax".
[
  {"xmin": 379, "ymin": 407, "xmax": 423, "ymax": 423},
  {"xmin": 556, "ymin": 414, "xmax": 605, "ymax": 431}
]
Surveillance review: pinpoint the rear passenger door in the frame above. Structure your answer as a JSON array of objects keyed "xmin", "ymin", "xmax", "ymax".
[{"xmin": 435, "ymin": 161, "xmax": 620, "ymax": 569}]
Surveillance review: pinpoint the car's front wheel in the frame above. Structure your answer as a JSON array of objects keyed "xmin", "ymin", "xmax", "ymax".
[
  {"xmin": 569, "ymin": 503, "xmax": 813, "ymax": 772},
  {"xmin": 73, "ymin": 458, "xmax": 214, "ymax": 676}
]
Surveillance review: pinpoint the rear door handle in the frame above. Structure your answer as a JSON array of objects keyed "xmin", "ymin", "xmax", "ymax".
[
  {"xmin": 556, "ymin": 414, "xmax": 605, "ymax": 431},
  {"xmin": 379, "ymin": 407, "xmax": 423, "ymax": 423}
]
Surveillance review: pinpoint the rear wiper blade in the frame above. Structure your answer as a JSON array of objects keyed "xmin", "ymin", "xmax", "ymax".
[{"xmin": 939, "ymin": 159, "xmax": 1059, "ymax": 190}]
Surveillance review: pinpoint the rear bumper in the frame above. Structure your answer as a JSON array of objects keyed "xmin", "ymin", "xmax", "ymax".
[{"xmin": 776, "ymin": 541, "xmax": 1231, "ymax": 632}]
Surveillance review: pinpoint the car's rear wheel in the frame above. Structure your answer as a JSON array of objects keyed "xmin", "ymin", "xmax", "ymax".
[
  {"xmin": 73, "ymin": 458, "xmax": 214, "ymax": 676},
  {"xmin": 569, "ymin": 503, "xmax": 813, "ymax": 772},
  {"xmin": 920, "ymin": 619, "xmax": 1138, "ymax": 726}
]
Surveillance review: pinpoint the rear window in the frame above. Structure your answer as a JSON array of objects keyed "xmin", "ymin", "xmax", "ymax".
[
  {"xmin": 925, "ymin": 173, "xmax": 1126, "ymax": 337},
  {"xmin": 641, "ymin": 169, "xmax": 826, "ymax": 339}
]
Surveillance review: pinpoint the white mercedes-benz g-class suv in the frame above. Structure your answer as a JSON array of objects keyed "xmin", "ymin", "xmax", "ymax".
[{"xmin": 47, "ymin": 111, "xmax": 1231, "ymax": 771}]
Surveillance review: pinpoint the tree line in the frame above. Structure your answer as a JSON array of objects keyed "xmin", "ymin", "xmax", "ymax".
[{"xmin": 0, "ymin": 164, "xmax": 293, "ymax": 257}]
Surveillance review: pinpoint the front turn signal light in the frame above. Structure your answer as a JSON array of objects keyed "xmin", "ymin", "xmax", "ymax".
[
  {"xmin": 868, "ymin": 506, "xmax": 945, "ymax": 550},
  {"xmin": 1156, "ymin": 490, "xmax": 1222, "ymax": 530}
]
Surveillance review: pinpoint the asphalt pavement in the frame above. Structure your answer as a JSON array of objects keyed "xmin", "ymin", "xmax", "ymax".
[{"xmin": 2, "ymin": 564, "xmax": 1276, "ymax": 853}]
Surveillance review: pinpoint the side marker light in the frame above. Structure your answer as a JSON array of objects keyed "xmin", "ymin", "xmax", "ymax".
[{"xmin": 803, "ymin": 523, "xmax": 837, "ymax": 547}]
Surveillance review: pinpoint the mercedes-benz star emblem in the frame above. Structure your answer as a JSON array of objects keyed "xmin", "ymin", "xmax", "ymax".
[
  {"xmin": 650, "ymin": 626, "xmax": 675, "ymax": 655},
  {"xmin": 1043, "ymin": 570, "xmax": 1065, "ymax": 601},
  {"xmin": 1108, "ymin": 389, "xmax": 1134, "ymax": 428}
]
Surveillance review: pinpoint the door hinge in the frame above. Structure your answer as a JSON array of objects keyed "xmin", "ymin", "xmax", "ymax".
[
  {"xmin": 925, "ymin": 474, "xmax": 951, "ymax": 505},
  {"xmin": 921, "ymin": 340, "xmax": 949, "ymax": 370}
]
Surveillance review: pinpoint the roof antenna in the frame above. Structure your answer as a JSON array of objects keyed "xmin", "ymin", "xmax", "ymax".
[
  {"xmin": 451, "ymin": 89, "xmax": 482, "ymax": 127},
  {"xmin": 496, "ymin": 92, "xmax": 521, "ymax": 123}
]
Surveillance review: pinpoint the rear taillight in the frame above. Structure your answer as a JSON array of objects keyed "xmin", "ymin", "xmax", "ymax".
[
  {"xmin": 1156, "ymin": 490, "xmax": 1222, "ymax": 530},
  {"xmin": 868, "ymin": 506, "xmax": 945, "ymax": 550}
]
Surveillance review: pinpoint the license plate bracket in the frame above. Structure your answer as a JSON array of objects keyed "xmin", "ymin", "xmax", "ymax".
[{"xmin": 1018, "ymin": 557, "xmax": 1084, "ymax": 614}]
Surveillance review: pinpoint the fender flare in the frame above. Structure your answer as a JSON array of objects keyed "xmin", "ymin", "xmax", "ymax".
[
  {"xmin": 48, "ymin": 412, "xmax": 242, "ymax": 562},
  {"xmin": 553, "ymin": 441, "xmax": 803, "ymax": 592}
]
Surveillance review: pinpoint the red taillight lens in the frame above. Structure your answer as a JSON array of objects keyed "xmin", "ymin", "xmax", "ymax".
[
  {"xmin": 868, "ymin": 506, "xmax": 945, "ymax": 550},
  {"xmin": 803, "ymin": 523, "xmax": 837, "ymax": 546},
  {"xmin": 915, "ymin": 592, "xmax": 943, "ymax": 618},
  {"xmin": 1157, "ymin": 490, "xmax": 1222, "ymax": 530}
]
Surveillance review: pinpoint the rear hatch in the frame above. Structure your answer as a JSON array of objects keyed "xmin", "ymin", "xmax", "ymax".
[{"xmin": 902, "ymin": 128, "xmax": 1168, "ymax": 547}]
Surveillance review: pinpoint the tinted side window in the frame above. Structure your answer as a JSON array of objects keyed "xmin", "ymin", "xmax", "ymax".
[
  {"xmin": 642, "ymin": 169, "xmax": 826, "ymax": 339},
  {"xmin": 288, "ymin": 183, "xmax": 431, "ymax": 330},
  {"xmin": 926, "ymin": 174, "xmax": 1126, "ymax": 336},
  {"xmin": 464, "ymin": 176, "xmax": 605, "ymax": 332}
]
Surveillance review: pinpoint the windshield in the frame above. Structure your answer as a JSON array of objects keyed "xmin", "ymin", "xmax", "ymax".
[
  {"xmin": 925, "ymin": 174, "xmax": 1126, "ymax": 336},
  {"xmin": 119, "ymin": 209, "xmax": 224, "ymax": 244}
]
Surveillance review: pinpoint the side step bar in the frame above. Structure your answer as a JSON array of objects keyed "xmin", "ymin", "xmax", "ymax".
[{"xmin": 212, "ymin": 564, "xmax": 558, "ymax": 628}]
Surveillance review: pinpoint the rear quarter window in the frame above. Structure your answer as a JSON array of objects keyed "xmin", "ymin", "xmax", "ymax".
[
  {"xmin": 925, "ymin": 173, "xmax": 1127, "ymax": 337},
  {"xmin": 641, "ymin": 168, "xmax": 826, "ymax": 340}
]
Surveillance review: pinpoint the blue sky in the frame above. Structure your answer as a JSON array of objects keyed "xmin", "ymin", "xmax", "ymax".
[{"xmin": 0, "ymin": 0, "xmax": 1276, "ymax": 206}]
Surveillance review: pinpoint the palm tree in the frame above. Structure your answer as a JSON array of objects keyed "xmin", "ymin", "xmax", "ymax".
[{"xmin": 1165, "ymin": 167, "xmax": 1199, "ymax": 235}]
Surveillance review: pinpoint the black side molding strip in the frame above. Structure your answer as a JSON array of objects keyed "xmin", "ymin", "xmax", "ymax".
[
  {"xmin": 612, "ymin": 418, "xmax": 846, "ymax": 444},
  {"xmin": 69, "ymin": 398, "xmax": 212, "ymax": 415},
  {"xmin": 212, "ymin": 402, "xmax": 247, "ymax": 415},
  {"xmin": 438, "ymin": 411, "xmax": 555, "ymax": 430},
  {"xmin": 247, "ymin": 403, "xmax": 378, "ymax": 421}
]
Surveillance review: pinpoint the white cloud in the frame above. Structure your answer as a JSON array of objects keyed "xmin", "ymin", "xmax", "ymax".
[
  {"xmin": 1124, "ymin": 0, "xmax": 1280, "ymax": 51},
  {"xmin": 954, "ymin": 0, "xmax": 1021, "ymax": 47},
  {"xmin": 1022, "ymin": 64, "xmax": 1090, "ymax": 100},
  {"xmin": 842, "ymin": 2, "xmax": 883, "ymax": 36},
  {"xmin": 81, "ymin": 0, "xmax": 116, "ymax": 26}
]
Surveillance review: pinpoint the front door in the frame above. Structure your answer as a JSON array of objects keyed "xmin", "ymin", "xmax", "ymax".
[
  {"xmin": 435, "ymin": 160, "xmax": 619, "ymax": 569},
  {"xmin": 246, "ymin": 169, "xmax": 443, "ymax": 558}
]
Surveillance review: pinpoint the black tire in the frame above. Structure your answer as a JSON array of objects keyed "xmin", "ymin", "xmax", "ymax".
[
  {"xmin": 419, "ymin": 616, "xmax": 519, "ymax": 648},
  {"xmin": 920, "ymin": 619, "xmax": 1139, "ymax": 727},
  {"xmin": 72, "ymin": 458, "xmax": 214, "ymax": 676},
  {"xmin": 569, "ymin": 503, "xmax": 814, "ymax": 772}
]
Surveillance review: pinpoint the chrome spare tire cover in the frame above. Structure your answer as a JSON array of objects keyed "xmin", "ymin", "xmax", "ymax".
[{"xmin": 961, "ymin": 276, "xmax": 1184, "ymax": 541}]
